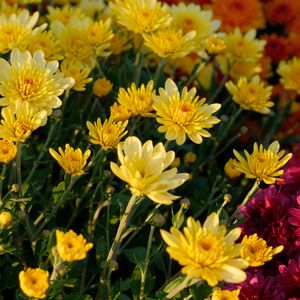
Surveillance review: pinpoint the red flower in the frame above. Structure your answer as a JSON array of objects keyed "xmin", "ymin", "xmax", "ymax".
[
  {"xmin": 262, "ymin": 34, "xmax": 290, "ymax": 63},
  {"xmin": 288, "ymin": 195, "xmax": 300, "ymax": 246}
]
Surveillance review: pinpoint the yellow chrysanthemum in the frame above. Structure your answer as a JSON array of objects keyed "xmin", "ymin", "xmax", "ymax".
[
  {"xmin": 60, "ymin": 60, "xmax": 93, "ymax": 92},
  {"xmin": 160, "ymin": 213, "xmax": 248, "ymax": 286},
  {"xmin": 19, "ymin": 268, "xmax": 49, "ymax": 299},
  {"xmin": 205, "ymin": 35, "xmax": 226, "ymax": 55},
  {"xmin": 49, "ymin": 144, "xmax": 91, "ymax": 176},
  {"xmin": 78, "ymin": 0, "xmax": 105, "ymax": 18},
  {"xmin": 153, "ymin": 78, "xmax": 221, "ymax": 145},
  {"xmin": 211, "ymin": 288, "xmax": 240, "ymax": 300},
  {"xmin": 110, "ymin": 103, "xmax": 131, "ymax": 122},
  {"xmin": 56, "ymin": 229, "xmax": 93, "ymax": 262},
  {"xmin": 233, "ymin": 141, "xmax": 292, "ymax": 184},
  {"xmin": 0, "ymin": 211, "xmax": 13, "ymax": 228},
  {"xmin": 0, "ymin": 101, "xmax": 47, "ymax": 143},
  {"xmin": 86, "ymin": 117, "xmax": 128, "ymax": 150},
  {"xmin": 110, "ymin": 136, "xmax": 189, "ymax": 204},
  {"xmin": 0, "ymin": 3, "xmax": 21, "ymax": 16},
  {"xmin": 109, "ymin": 0, "xmax": 172, "ymax": 34},
  {"xmin": 0, "ymin": 9, "xmax": 43, "ymax": 54},
  {"xmin": 0, "ymin": 49, "xmax": 74, "ymax": 115},
  {"xmin": 241, "ymin": 234, "xmax": 284, "ymax": 267},
  {"xmin": 143, "ymin": 29, "xmax": 196, "ymax": 59},
  {"xmin": 110, "ymin": 30, "xmax": 132, "ymax": 55},
  {"xmin": 117, "ymin": 81, "xmax": 155, "ymax": 117},
  {"xmin": 47, "ymin": 5, "xmax": 85, "ymax": 25},
  {"xmin": 93, "ymin": 77, "xmax": 113, "ymax": 98},
  {"xmin": 0, "ymin": 139, "xmax": 17, "ymax": 164},
  {"xmin": 277, "ymin": 57, "xmax": 300, "ymax": 95},
  {"xmin": 224, "ymin": 158, "xmax": 242, "ymax": 179},
  {"xmin": 169, "ymin": 3, "xmax": 220, "ymax": 51},
  {"xmin": 225, "ymin": 76, "xmax": 274, "ymax": 114}
]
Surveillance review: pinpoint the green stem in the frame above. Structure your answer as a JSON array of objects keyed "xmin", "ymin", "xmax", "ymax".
[
  {"xmin": 208, "ymin": 74, "xmax": 228, "ymax": 104},
  {"xmin": 16, "ymin": 143, "xmax": 22, "ymax": 197},
  {"xmin": 0, "ymin": 165, "xmax": 7, "ymax": 204},
  {"xmin": 153, "ymin": 59, "xmax": 166, "ymax": 89},
  {"xmin": 185, "ymin": 61, "xmax": 207, "ymax": 87},
  {"xmin": 166, "ymin": 277, "xmax": 200, "ymax": 299}
]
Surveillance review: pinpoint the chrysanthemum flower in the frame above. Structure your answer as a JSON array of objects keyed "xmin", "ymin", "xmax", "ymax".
[
  {"xmin": 224, "ymin": 158, "xmax": 242, "ymax": 179},
  {"xmin": 117, "ymin": 81, "xmax": 155, "ymax": 117},
  {"xmin": 277, "ymin": 58, "xmax": 300, "ymax": 95},
  {"xmin": 60, "ymin": 60, "xmax": 93, "ymax": 92},
  {"xmin": 47, "ymin": 5, "xmax": 85, "ymax": 25},
  {"xmin": 205, "ymin": 35, "xmax": 226, "ymax": 55},
  {"xmin": 211, "ymin": 0, "xmax": 265, "ymax": 32},
  {"xmin": 110, "ymin": 103, "xmax": 131, "ymax": 122},
  {"xmin": 0, "ymin": 211, "xmax": 13, "ymax": 228},
  {"xmin": 233, "ymin": 141, "xmax": 292, "ymax": 184},
  {"xmin": 143, "ymin": 29, "xmax": 196, "ymax": 59},
  {"xmin": 0, "ymin": 49, "xmax": 74, "ymax": 115},
  {"xmin": 225, "ymin": 76, "xmax": 274, "ymax": 114},
  {"xmin": 56, "ymin": 229, "xmax": 93, "ymax": 261},
  {"xmin": 109, "ymin": 0, "xmax": 172, "ymax": 34},
  {"xmin": 86, "ymin": 117, "xmax": 128, "ymax": 150},
  {"xmin": 211, "ymin": 288, "xmax": 240, "ymax": 300},
  {"xmin": 262, "ymin": 34, "xmax": 289, "ymax": 63},
  {"xmin": 0, "ymin": 139, "xmax": 17, "ymax": 164},
  {"xmin": 49, "ymin": 144, "xmax": 91, "ymax": 177},
  {"xmin": 241, "ymin": 234, "xmax": 283, "ymax": 267},
  {"xmin": 160, "ymin": 213, "xmax": 248, "ymax": 286},
  {"xmin": 19, "ymin": 268, "xmax": 49, "ymax": 299},
  {"xmin": 110, "ymin": 30, "xmax": 132, "ymax": 55},
  {"xmin": 0, "ymin": 2, "xmax": 21, "ymax": 16},
  {"xmin": 93, "ymin": 77, "xmax": 113, "ymax": 98},
  {"xmin": 0, "ymin": 101, "xmax": 47, "ymax": 143},
  {"xmin": 153, "ymin": 78, "xmax": 221, "ymax": 145},
  {"xmin": 110, "ymin": 136, "xmax": 189, "ymax": 204},
  {"xmin": 78, "ymin": 0, "xmax": 105, "ymax": 18}
]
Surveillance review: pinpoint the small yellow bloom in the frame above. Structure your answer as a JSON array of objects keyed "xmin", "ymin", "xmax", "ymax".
[
  {"xmin": 47, "ymin": 5, "xmax": 85, "ymax": 25},
  {"xmin": 93, "ymin": 77, "xmax": 113, "ymax": 98},
  {"xmin": 110, "ymin": 136, "xmax": 189, "ymax": 205},
  {"xmin": 56, "ymin": 229, "xmax": 93, "ymax": 261},
  {"xmin": 160, "ymin": 213, "xmax": 248, "ymax": 286},
  {"xmin": 224, "ymin": 158, "xmax": 242, "ymax": 179},
  {"xmin": 226, "ymin": 76, "xmax": 274, "ymax": 114},
  {"xmin": 110, "ymin": 103, "xmax": 131, "ymax": 122},
  {"xmin": 241, "ymin": 234, "xmax": 283, "ymax": 267},
  {"xmin": 117, "ymin": 81, "xmax": 155, "ymax": 117},
  {"xmin": 183, "ymin": 152, "xmax": 197, "ymax": 165},
  {"xmin": 211, "ymin": 288, "xmax": 240, "ymax": 300},
  {"xmin": 0, "ymin": 211, "xmax": 13, "ymax": 228},
  {"xmin": 233, "ymin": 141, "xmax": 292, "ymax": 184},
  {"xmin": 19, "ymin": 268, "xmax": 49, "ymax": 299},
  {"xmin": 171, "ymin": 157, "xmax": 181, "ymax": 168},
  {"xmin": 205, "ymin": 35, "xmax": 226, "ymax": 55},
  {"xmin": 0, "ymin": 139, "xmax": 17, "ymax": 164},
  {"xmin": 49, "ymin": 144, "xmax": 91, "ymax": 176},
  {"xmin": 153, "ymin": 78, "xmax": 221, "ymax": 145},
  {"xmin": 86, "ymin": 117, "xmax": 128, "ymax": 150},
  {"xmin": 110, "ymin": 30, "xmax": 132, "ymax": 55}
]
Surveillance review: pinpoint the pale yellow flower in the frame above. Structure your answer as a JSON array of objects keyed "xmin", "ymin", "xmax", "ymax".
[
  {"xmin": 86, "ymin": 117, "xmax": 128, "ymax": 150},
  {"xmin": 233, "ymin": 141, "xmax": 292, "ymax": 184},
  {"xmin": 56, "ymin": 229, "xmax": 93, "ymax": 261},
  {"xmin": 153, "ymin": 78, "xmax": 221, "ymax": 145},
  {"xmin": 225, "ymin": 76, "xmax": 274, "ymax": 114},
  {"xmin": 0, "ymin": 211, "xmax": 13, "ymax": 228},
  {"xmin": 110, "ymin": 136, "xmax": 189, "ymax": 204},
  {"xmin": 49, "ymin": 144, "xmax": 91, "ymax": 176},
  {"xmin": 93, "ymin": 77, "xmax": 113, "ymax": 97},
  {"xmin": 0, "ymin": 49, "xmax": 74, "ymax": 115},
  {"xmin": 160, "ymin": 213, "xmax": 248, "ymax": 286},
  {"xmin": 19, "ymin": 268, "xmax": 49, "ymax": 299},
  {"xmin": 78, "ymin": 0, "xmax": 105, "ymax": 18},
  {"xmin": 47, "ymin": 5, "xmax": 85, "ymax": 25},
  {"xmin": 0, "ymin": 3, "xmax": 21, "ymax": 16},
  {"xmin": 211, "ymin": 288, "xmax": 240, "ymax": 300},
  {"xmin": 0, "ymin": 139, "xmax": 17, "ymax": 164},
  {"xmin": 241, "ymin": 234, "xmax": 283, "ymax": 267}
]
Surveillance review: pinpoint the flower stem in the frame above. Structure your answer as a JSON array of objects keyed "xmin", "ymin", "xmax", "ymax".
[
  {"xmin": 166, "ymin": 277, "xmax": 200, "ymax": 299},
  {"xmin": 16, "ymin": 143, "xmax": 23, "ymax": 197},
  {"xmin": 154, "ymin": 59, "xmax": 166, "ymax": 89},
  {"xmin": 0, "ymin": 165, "xmax": 7, "ymax": 204}
]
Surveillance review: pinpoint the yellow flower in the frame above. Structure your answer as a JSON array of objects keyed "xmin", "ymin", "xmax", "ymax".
[
  {"xmin": 56, "ymin": 229, "xmax": 93, "ymax": 261},
  {"xmin": 110, "ymin": 103, "xmax": 131, "ymax": 122},
  {"xmin": 205, "ymin": 35, "xmax": 226, "ymax": 55},
  {"xmin": 117, "ymin": 81, "xmax": 155, "ymax": 117},
  {"xmin": 0, "ymin": 49, "xmax": 74, "ymax": 115},
  {"xmin": 241, "ymin": 234, "xmax": 283, "ymax": 267},
  {"xmin": 93, "ymin": 77, "xmax": 113, "ymax": 98},
  {"xmin": 143, "ymin": 29, "xmax": 196, "ymax": 59},
  {"xmin": 153, "ymin": 78, "xmax": 221, "ymax": 145},
  {"xmin": 19, "ymin": 268, "xmax": 49, "ymax": 299},
  {"xmin": 60, "ymin": 60, "xmax": 93, "ymax": 92},
  {"xmin": 0, "ymin": 139, "xmax": 17, "ymax": 164},
  {"xmin": 109, "ymin": 0, "xmax": 172, "ymax": 34},
  {"xmin": 0, "ymin": 101, "xmax": 47, "ymax": 143},
  {"xmin": 160, "ymin": 213, "xmax": 248, "ymax": 286},
  {"xmin": 49, "ymin": 144, "xmax": 91, "ymax": 176},
  {"xmin": 47, "ymin": 5, "xmax": 85, "ymax": 25},
  {"xmin": 110, "ymin": 30, "xmax": 132, "ymax": 55},
  {"xmin": 225, "ymin": 76, "xmax": 274, "ymax": 114},
  {"xmin": 0, "ymin": 211, "xmax": 13, "ymax": 228},
  {"xmin": 224, "ymin": 158, "xmax": 242, "ymax": 179},
  {"xmin": 184, "ymin": 152, "xmax": 196, "ymax": 165},
  {"xmin": 78, "ymin": 0, "xmax": 105, "ymax": 18},
  {"xmin": 171, "ymin": 157, "xmax": 180, "ymax": 168},
  {"xmin": 233, "ymin": 141, "xmax": 292, "ymax": 184},
  {"xmin": 110, "ymin": 136, "xmax": 189, "ymax": 204},
  {"xmin": 86, "ymin": 117, "xmax": 128, "ymax": 150},
  {"xmin": 277, "ymin": 57, "xmax": 300, "ymax": 95},
  {"xmin": 211, "ymin": 288, "xmax": 240, "ymax": 300}
]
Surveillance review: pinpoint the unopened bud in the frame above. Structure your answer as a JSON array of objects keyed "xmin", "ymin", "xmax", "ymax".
[
  {"xmin": 180, "ymin": 198, "xmax": 191, "ymax": 210},
  {"xmin": 151, "ymin": 214, "xmax": 166, "ymax": 227},
  {"xmin": 223, "ymin": 194, "xmax": 232, "ymax": 203}
]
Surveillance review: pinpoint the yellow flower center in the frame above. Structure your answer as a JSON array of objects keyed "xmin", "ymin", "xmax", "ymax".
[
  {"xmin": 15, "ymin": 119, "xmax": 32, "ymax": 139},
  {"xmin": 173, "ymin": 102, "xmax": 196, "ymax": 126}
]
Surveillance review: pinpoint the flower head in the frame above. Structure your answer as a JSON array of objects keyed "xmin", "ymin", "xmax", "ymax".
[
  {"xmin": 225, "ymin": 76, "xmax": 274, "ymax": 114},
  {"xmin": 19, "ymin": 268, "xmax": 49, "ymax": 299},
  {"xmin": 224, "ymin": 158, "xmax": 242, "ymax": 179},
  {"xmin": 93, "ymin": 77, "xmax": 113, "ymax": 98},
  {"xmin": 205, "ymin": 35, "xmax": 226, "ymax": 55},
  {"xmin": 153, "ymin": 78, "xmax": 221, "ymax": 145},
  {"xmin": 56, "ymin": 229, "xmax": 93, "ymax": 261},
  {"xmin": 110, "ymin": 103, "xmax": 131, "ymax": 122},
  {"xmin": 110, "ymin": 136, "xmax": 189, "ymax": 204},
  {"xmin": 211, "ymin": 288, "xmax": 240, "ymax": 300},
  {"xmin": 86, "ymin": 117, "xmax": 128, "ymax": 150},
  {"xmin": 160, "ymin": 213, "xmax": 249, "ymax": 286},
  {"xmin": 0, "ymin": 139, "xmax": 17, "ymax": 164},
  {"xmin": 49, "ymin": 144, "xmax": 91, "ymax": 176},
  {"xmin": 0, "ymin": 211, "xmax": 13, "ymax": 228},
  {"xmin": 233, "ymin": 141, "xmax": 292, "ymax": 184},
  {"xmin": 47, "ymin": 5, "xmax": 85, "ymax": 25},
  {"xmin": 0, "ymin": 49, "xmax": 74, "ymax": 115}
]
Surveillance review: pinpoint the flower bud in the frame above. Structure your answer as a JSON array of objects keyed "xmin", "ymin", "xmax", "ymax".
[
  {"xmin": 93, "ymin": 77, "xmax": 113, "ymax": 98},
  {"xmin": 0, "ymin": 211, "xmax": 13, "ymax": 229}
]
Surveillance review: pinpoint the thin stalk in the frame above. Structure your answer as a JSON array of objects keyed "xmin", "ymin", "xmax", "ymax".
[
  {"xmin": 0, "ymin": 165, "xmax": 7, "ymax": 204},
  {"xmin": 185, "ymin": 61, "xmax": 206, "ymax": 87},
  {"xmin": 153, "ymin": 59, "xmax": 166, "ymax": 89},
  {"xmin": 16, "ymin": 143, "xmax": 23, "ymax": 197},
  {"xmin": 208, "ymin": 74, "xmax": 228, "ymax": 104},
  {"xmin": 166, "ymin": 277, "xmax": 200, "ymax": 299}
]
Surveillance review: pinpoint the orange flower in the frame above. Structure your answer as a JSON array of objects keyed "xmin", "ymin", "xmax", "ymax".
[
  {"xmin": 211, "ymin": 0, "xmax": 265, "ymax": 32},
  {"xmin": 262, "ymin": 34, "xmax": 290, "ymax": 63}
]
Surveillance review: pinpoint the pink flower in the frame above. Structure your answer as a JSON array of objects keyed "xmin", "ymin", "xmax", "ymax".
[{"xmin": 288, "ymin": 195, "xmax": 300, "ymax": 246}]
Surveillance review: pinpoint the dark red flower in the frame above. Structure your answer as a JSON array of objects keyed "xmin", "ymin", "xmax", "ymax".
[
  {"xmin": 262, "ymin": 34, "xmax": 290, "ymax": 63},
  {"xmin": 288, "ymin": 195, "xmax": 300, "ymax": 246}
]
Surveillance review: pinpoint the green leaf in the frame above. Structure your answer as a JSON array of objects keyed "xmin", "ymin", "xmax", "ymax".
[
  {"xmin": 123, "ymin": 247, "xmax": 146, "ymax": 264},
  {"xmin": 52, "ymin": 181, "xmax": 65, "ymax": 203},
  {"xmin": 163, "ymin": 276, "xmax": 186, "ymax": 294}
]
